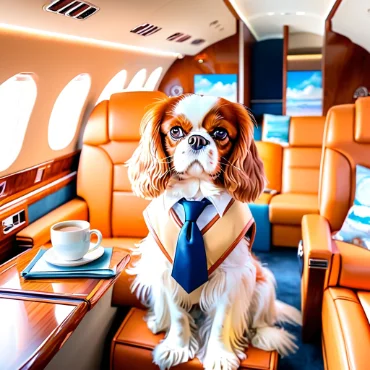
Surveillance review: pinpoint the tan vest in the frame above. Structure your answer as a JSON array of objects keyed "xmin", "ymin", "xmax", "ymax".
[{"xmin": 144, "ymin": 198, "xmax": 255, "ymax": 275}]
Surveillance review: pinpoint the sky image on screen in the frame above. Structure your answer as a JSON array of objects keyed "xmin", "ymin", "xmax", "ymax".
[
  {"xmin": 194, "ymin": 74, "xmax": 237, "ymax": 102},
  {"xmin": 286, "ymin": 71, "xmax": 322, "ymax": 116}
]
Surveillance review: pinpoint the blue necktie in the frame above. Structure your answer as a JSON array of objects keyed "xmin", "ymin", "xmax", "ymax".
[{"xmin": 171, "ymin": 198, "xmax": 211, "ymax": 293}]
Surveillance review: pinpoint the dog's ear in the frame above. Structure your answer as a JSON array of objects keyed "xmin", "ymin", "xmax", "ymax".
[
  {"xmin": 223, "ymin": 103, "xmax": 266, "ymax": 203},
  {"xmin": 127, "ymin": 98, "xmax": 172, "ymax": 199}
]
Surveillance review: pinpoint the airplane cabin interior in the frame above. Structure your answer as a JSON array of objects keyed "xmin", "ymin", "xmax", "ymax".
[{"xmin": 1, "ymin": 0, "xmax": 370, "ymax": 369}]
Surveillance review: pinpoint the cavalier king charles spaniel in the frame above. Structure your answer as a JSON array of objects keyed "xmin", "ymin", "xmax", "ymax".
[{"xmin": 126, "ymin": 94, "xmax": 301, "ymax": 370}]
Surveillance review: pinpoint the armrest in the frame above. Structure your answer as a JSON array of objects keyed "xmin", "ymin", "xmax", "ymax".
[
  {"xmin": 112, "ymin": 254, "xmax": 145, "ymax": 310},
  {"xmin": 301, "ymin": 214, "xmax": 338, "ymax": 342},
  {"xmin": 302, "ymin": 213, "xmax": 336, "ymax": 262},
  {"xmin": 16, "ymin": 199, "xmax": 88, "ymax": 248}
]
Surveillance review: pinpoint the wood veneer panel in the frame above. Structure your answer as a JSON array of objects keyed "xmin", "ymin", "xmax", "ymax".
[
  {"xmin": 0, "ymin": 294, "xmax": 87, "ymax": 370},
  {"xmin": 242, "ymin": 22, "xmax": 256, "ymax": 107},
  {"xmin": 0, "ymin": 245, "xmax": 130, "ymax": 309},
  {"xmin": 159, "ymin": 32, "xmax": 239, "ymax": 97},
  {"xmin": 0, "ymin": 238, "xmax": 15, "ymax": 264},
  {"xmin": 0, "ymin": 151, "xmax": 80, "ymax": 207},
  {"xmin": 282, "ymin": 25, "xmax": 289, "ymax": 115},
  {"xmin": 323, "ymin": 0, "xmax": 370, "ymax": 114}
]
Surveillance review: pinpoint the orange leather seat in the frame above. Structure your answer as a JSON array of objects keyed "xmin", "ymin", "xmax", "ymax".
[
  {"xmin": 269, "ymin": 193, "xmax": 318, "ymax": 225},
  {"xmin": 301, "ymin": 97, "xmax": 370, "ymax": 369},
  {"xmin": 111, "ymin": 308, "xmax": 278, "ymax": 370},
  {"xmin": 268, "ymin": 116, "xmax": 325, "ymax": 246},
  {"xmin": 254, "ymin": 141, "xmax": 282, "ymax": 205},
  {"xmin": 322, "ymin": 288, "xmax": 370, "ymax": 370}
]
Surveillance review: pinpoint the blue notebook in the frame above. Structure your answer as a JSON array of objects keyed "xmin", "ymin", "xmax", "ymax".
[{"xmin": 21, "ymin": 248, "xmax": 116, "ymax": 279}]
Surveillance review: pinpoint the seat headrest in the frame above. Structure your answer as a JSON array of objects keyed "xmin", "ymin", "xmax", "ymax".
[
  {"xmin": 289, "ymin": 116, "xmax": 326, "ymax": 147},
  {"xmin": 83, "ymin": 91, "xmax": 167, "ymax": 145},
  {"xmin": 355, "ymin": 97, "xmax": 370, "ymax": 143}
]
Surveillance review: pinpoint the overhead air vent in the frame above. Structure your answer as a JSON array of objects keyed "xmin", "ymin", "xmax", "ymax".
[
  {"xmin": 191, "ymin": 39, "xmax": 205, "ymax": 45},
  {"xmin": 130, "ymin": 23, "xmax": 162, "ymax": 36},
  {"xmin": 167, "ymin": 33, "xmax": 191, "ymax": 42},
  {"xmin": 43, "ymin": 0, "xmax": 99, "ymax": 20}
]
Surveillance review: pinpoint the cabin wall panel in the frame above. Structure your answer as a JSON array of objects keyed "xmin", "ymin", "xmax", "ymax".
[
  {"xmin": 0, "ymin": 28, "xmax": 175, "ymax": 177},
  {"xmin": 158, "ymin": 33, "xmax": 239, "ymax": 99},
  {"xmin": 323, "ymin": 29, "xmax": 370, "ymax": 114},
  {"xmin": 323, "ymin": 0, "xmax": 370, "ymax": 114}
]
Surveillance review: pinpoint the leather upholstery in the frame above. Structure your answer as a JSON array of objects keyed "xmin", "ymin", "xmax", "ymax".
[
  {"xmin": 16, "ymin": 199, "xmax": 88, "ymax": 248},
  {"xmin": 255, "ymin": 141, "xmax": 282, "ymax": 193},
  {"xmin": 111, "ymin": 308, "xmax": 278, "ymax": 370},
  {"xmin": 322, "ymin": 288, "xmax": 370, "ymax": 370},
  {"xmin": 77, "ymin": 91, "xmax": 166, "ymax": 238},
  {"xmin": 272, "ymin": 224, "xmax": 303, "ymax": 248},
  {"xmin": 355, "ymin": 97, "xmax": 370, "ymax": 143},
  {"xmin": 265, "ymin": 116, "xmax": 325, "ymax": 247},
  {"xmin": 281, "ymin": 148, "xmax": 322, "ymax": 194},
  {"xmin": 336, "ymin": 241, "xmax": 370, "ymax": 291},
  {"xmin": 270, "ymin": 194, "xmax": 318, "ymax": 225},
  {"xmin": 301, "ymin": 98, "xmax": 370, "ymax": 365},
  {"xmin": 254, "ymin": 192, "xmax": 274, "ymax": 205},
  {"xmin": 289, "ymin": 116, "xmax": 325, "ymax": 147},
  {"xmin": 320, "ymin": 101, "xmax": 370, "ymax": 231}
]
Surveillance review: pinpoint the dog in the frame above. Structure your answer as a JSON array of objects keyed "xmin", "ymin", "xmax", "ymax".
[{"xmin": 126, "ymin": 94, "xmax": 301, "ymax": 370}]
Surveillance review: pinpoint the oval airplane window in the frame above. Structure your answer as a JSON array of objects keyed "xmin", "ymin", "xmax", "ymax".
[
  {"xmin": 96, "ymin": 70, "xmax": 127, "ymax": 105},
  {"xmin": 144, "ymin": 67, "xmax": 163, "ymax": 90},
  {"xmin": 0, "ymin": 73, "xmax": 37, "ymax": 172},
  {"xmin": 48, "ymin": 73, "xmax": 91, "ymax": 151},
  {"xmin": 126, "ymin": 69, "xmax": 147, "ymax": 91}
]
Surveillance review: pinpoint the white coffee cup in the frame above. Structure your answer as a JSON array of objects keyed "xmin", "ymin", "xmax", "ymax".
[{"xmin": 50, "ymin": 220, "xmax": 102, "ymax": 261}]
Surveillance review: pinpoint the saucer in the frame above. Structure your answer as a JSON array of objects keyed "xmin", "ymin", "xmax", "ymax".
[{"xmin": 44, "ymin": 245, "xmax": 105, "ymax": 267}]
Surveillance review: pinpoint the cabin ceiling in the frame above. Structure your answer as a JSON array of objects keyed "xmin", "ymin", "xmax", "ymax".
[
  {"xmin": 0, "ymin": 0, "xmax": 236, "ymax": 56},
  {"xmin": 229, "ymin": 0, "xmax": 337, "ymax": 41},
  {"xmin": 332, "ymin": 0, "xmax": 370, "ymax": 53}
]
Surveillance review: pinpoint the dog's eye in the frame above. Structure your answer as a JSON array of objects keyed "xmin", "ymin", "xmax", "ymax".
[
  {"xmin": 170, "ymin": 126, "xmax": 184, "ymax": 140},
  {"xmin": 212, "ymin": 128, "xmax": 228, "ymax": 140}
]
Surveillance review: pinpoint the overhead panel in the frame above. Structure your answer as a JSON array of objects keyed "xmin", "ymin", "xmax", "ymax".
[
  {"xmin": 229, "ymin": 0, "xmax": 337, "ymax": 41},
  {"xmin": 332, "ymin": 0, "xmax": 370, "ymax": 53},
  {"xmin": 0, "ymin": 0, "xmax": 237, "ymax": 56}
]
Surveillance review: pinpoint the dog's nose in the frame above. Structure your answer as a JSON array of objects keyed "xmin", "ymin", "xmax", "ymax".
[{"xmin": 188, "ymin": 135, "xmax": 210, "ymax": 151}]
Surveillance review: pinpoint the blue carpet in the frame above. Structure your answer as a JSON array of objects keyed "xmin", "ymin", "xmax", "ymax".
[{"xmin": 254, "ymin": 248, "xmax": 324, "ymax": 370}]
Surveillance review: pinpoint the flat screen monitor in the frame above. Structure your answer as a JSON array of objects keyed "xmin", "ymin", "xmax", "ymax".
[
  {"xmin": 194, "ymin": 74, "xmax": 237, "ymax": 102},
  {"xmin": 286, "ymin": 70, "xmax": 322, "ymax": 116}
]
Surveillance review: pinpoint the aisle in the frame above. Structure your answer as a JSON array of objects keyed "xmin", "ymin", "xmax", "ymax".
[{"xmin": 254, "ymin": 248, "xmax": 324, "ymax": 370}]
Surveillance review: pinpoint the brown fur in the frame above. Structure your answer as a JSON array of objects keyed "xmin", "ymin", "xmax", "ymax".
[
  {"xmin": 128, "ymin": 94, "xmax": 266, "ymax": 202},
  {"xmin": 127, "ymin": 97, "xmax": 178, "ymax": 199}
]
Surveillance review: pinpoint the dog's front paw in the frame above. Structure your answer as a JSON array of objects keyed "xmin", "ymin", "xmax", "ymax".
[
  {"xmin": 144, "ymin": 313, "xmax": 167, "ymax": 334},
  {"xmin": 153, "ymin": 335, "xmax": 199, "ymax": 370},
  {"xmin": 202, "ymin": 343, "xmax": 240, "ymax": 370}
]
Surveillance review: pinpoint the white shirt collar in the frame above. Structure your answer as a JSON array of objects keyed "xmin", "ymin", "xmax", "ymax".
[{"xmin": 163, "ymin": 178, "xmax": 232, "ymax": 217}]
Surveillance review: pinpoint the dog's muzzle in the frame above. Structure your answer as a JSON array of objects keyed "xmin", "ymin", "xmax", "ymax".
[{"xmin": 188, "ymin": 135, "xmax": 210, "ymax": 151}]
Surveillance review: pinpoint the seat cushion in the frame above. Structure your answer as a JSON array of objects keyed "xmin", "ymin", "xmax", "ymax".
[
  {"xmin": 111, "ymin": 308, "xmax": 278, "ymax": 370},
  {"xmin": 322, "ymin": 288, "xmax": 370, "ymax": 370},
  {"xmin": 335, "ymin": 240, "xmax": 370, "ymax": 291},
  {"xmin": 254, "ymin": 193, "xmax": 274, "ymax": 205},
  {"xmin": 269, "ymin": 193, "xmax": 319, "ymax": 225}
]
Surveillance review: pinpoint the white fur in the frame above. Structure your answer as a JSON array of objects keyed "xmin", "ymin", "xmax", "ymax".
[
  {"xmin": 174, "ymin": 95, "xmax": 219, "ymax": 130},
  {"xmin": 173, "ymin": 130, "xmax": 219, "ymax": 175},
  {"xmin": 127, "ymin": 180, "xmax": 302, "ymax": 370}
]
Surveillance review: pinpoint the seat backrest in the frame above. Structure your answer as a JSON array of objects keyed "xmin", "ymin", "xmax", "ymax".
[
  {"xmin": 255, "ymin": 141, "xmax": 283, "ymax": 192},
  {"xmin": 77, "ymin": 91, "xmax": 167, "ymax": 238},
  {"xmin": 319, "ymin": 97, "xmax": 370, "ymax": 231},
  {"xmin": 282, "ymin": 116, "xmax": 326, "ymax": 194}
]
